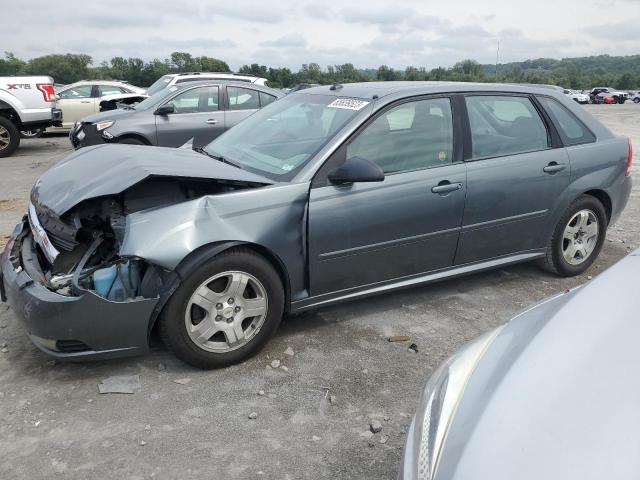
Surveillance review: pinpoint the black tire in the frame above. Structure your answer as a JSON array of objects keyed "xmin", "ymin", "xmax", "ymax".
[
  {"xmin": 118, "ymin": 137, "xmax": 146, "ymax": 145},
  {"xmin": 538, "ymin": 195, "xmax": 607, "ymax": 277},
  {"xmin": 159, "ymin": 248, "xmax": 285, "ymax": 369},
  {"xmin": 617, "ymin": 97, "xmax": 626, "ymax": 104},
  {"xmin": 0, "ymin": 116, "xmax": 20, "ymax": 158}
]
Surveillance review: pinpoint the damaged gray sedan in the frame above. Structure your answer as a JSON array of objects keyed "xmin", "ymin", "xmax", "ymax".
[{"xmin": 0, "ymin": 82, "xmax": 632, "ymax": 368}]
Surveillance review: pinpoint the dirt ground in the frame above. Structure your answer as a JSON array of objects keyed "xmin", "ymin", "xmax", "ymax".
[{"xmin": 0, "ymin": 104, "xmax": 638, "ymax": 479}]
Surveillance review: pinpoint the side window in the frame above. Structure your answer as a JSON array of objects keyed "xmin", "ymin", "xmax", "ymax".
[
  {"xmin": 228, "ymin": 87, "xmax": 260, "ymax": 111},
  {"xmin": 167, "ymin": 86, "xmax": 219, "ymax": 114},
  {"xmin": 465, "ymin": 95, "xmax": 549, "ymax": 159},
  {"xmin": 57, "ymin": 85, "xmax": 93, "ymax": 99},
  {"xmin": 98, "ymin": 85, "xmax": 125, "ymax": 96},
  {"xmin": 259, "ymin": 92, "xmax": 276, "ymax": 107},
  {"xmin": 537, "ymin": 96, "xmax": 595, "ymax": 145},
  {"xmin": 347, "ymin": 98, "xmax": 454, "ymax": 174}
]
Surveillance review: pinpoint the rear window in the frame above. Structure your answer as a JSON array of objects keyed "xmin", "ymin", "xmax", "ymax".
[{"xmin": 537, "ymin": 96, "xmax": 595, "ymax": 146}]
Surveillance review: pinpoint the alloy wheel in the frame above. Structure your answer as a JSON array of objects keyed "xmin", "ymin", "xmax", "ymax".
[
  {"xmin": 184, "ymin": 271, "xmax": 268, "ymax": 353},
  {"xmin": 562, "ymin": 209, "xmax": 599, "ymax": 265},
  {"xmin": 0, "ymin": 125, "xmax": 9, "ymax": 150}
]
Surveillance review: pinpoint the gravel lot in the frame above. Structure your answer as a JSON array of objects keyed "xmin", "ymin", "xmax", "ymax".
[{"xmin": 0, "ymin": 104, "xmax": 638, "ymax": 479}]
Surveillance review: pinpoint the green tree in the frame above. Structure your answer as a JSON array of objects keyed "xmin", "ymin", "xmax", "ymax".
[
  {"xmin": 26, "ymin": 54, "xmax": 92, "ymax": 84},
  {"xmin": 0, "ymin": 52, "xmax": 26, "ymax": 75}
]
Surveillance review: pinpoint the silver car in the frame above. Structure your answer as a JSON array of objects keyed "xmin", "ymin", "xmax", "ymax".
[
  {"xmin": 400, "ymin": 248, "xmax": 640, "ymax": 479},
  {"xmin": 69, "ymin": 80, "xmax": 283, "ymax": 149},
  {"xmin": 0, "ymin": 82, "xmax": 632, "ymax": 368}
]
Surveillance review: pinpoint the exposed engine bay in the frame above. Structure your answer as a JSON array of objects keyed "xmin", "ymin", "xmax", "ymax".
[
  {"xmin": 99, "ymin": 95, "xmax": 147, "ymax": 112},
  {"xmin": 28, "ymin": 176, "xmax": 263, "ymax": 301}
]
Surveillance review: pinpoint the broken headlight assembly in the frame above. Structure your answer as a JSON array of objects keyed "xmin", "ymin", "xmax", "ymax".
[
  {"xmin": 411, "ymin": 326, "xmax": 503, "ymax": 480},
  {"xmin": 96, "ymin": 120, "xmax": 115, "ymax": 132}
]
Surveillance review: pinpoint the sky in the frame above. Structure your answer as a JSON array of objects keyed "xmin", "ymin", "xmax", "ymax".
[{"xmin": 1, "ymin": 0, "xmax": 639, "ymax": 70}]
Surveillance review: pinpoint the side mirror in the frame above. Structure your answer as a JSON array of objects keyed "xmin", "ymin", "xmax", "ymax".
[
  {"xmin": 154, "ymin": 104, "xmax": 175, "ymax": 116},
  {"xmin": 328, "ymin": 157, "xmax": 385, "ymax": 185}
]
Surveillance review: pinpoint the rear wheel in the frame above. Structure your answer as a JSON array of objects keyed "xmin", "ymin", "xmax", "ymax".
[
  {"xmin": 20, "ymin": 129, "xmax": 43, "ymax": 138},
  {"xmin": 539, "ymin": 195, "xmax": 607, "ymax": 276},
  {"xmin": 0, "ymin": 116, "xmax": 20, "ymax": 158},
  {"xmin": 159, "ymin": 248, "xmax": 284, "ymax": 368}
]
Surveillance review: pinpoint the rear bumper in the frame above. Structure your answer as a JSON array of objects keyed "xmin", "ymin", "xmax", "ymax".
[
  {"xmin": 0, "ymin": 221, "xmax": 159, "ymax": 361},
  {"xmin": 610, "ymin": 175, "xmax": 632, "ymax": 226}
]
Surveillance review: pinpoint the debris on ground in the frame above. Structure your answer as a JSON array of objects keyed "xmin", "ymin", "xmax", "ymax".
[
  {"xmin": 388, "ymin": 335, "xmax": 410, "ymax": 342},
  {"xmin": 312, "ymin": 435, "xmax": 320, "ymax": 441},
  {"xmin": 258, "ymin": 389, "xmax": 265, "ymax": 396},
  {"xmin": 360, "ymin": 430, "xmax": 374, "ymax": 439},
  {"xmin": 270, "ymin": 359, "xmax": 281, "ymax": 369},
  {"xmin": 0, "ymin": 347, "xmax": 7, "ymax": 353},
  {"xmin": 284, "ymin": 347, "xmax": 294, "ymax": 356},
  {"xmin": 383, "ymin": 416, "xmax": 390, "ymax": 422},
  {"xmin": 97, "ymin": 375, "xmax": 141, "ymax": 394},
  {"xmin": 369, "ymin": 419, "xmax": 383, "ymax": 434},
  {"xmin": 408, "ymin": 343, "xmax": 419, "ymax": 353},
  {"xmin": 172, "ymin": 377, "xmax": 191, "ymax": 385},
  {"xmin": 280, "ymin": 366, "xmax": 289, "ymax": 372},
  {"xmin": 248, "ymin": 412, "xmax": 258, "ymax": 420},
  {"xmin": 329, "ymin": 395, "xmax": 337, "ymax": 405},
  {"xmin": 144, "ymin": 425, "xmax": 151, "ymax": 431},
  {"xmin": 379, "ymin": 435, "xmax": 389, "ymax": 444},
  {"xmin": 139, "ymin": 440, "xmax": 147, "ymax": 446}
]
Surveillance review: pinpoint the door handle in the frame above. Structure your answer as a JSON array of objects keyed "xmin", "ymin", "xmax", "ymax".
[
  {"xmin": 206, "ymin": 119, "xmax": 218, "ymax": 125},
  {"xmin": 543, "ymin": 162, "xmax": 567, "ymax": 174},
  {"xmin": 80, "ymin": 101, "xmax": 91, "ymax": 104},
  {"xmin": 431, "ymin": 181, "xmax": 463, "ymax": 194}
]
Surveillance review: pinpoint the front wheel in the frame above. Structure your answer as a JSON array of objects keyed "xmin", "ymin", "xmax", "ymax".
[
  {"xmin": 634, "ymin": 98, "xmax": 640, "ymax": 104},
  {"xmin": 538, "ymin": 195, "xmax": 607, "ymax": 276},
  {"xmin": 159, "ymin": 248, "xmax": 284, "ymax": 368},
  {"xmin": 0, "ymin": 116, "xmax": 20, "ymax": 158}
]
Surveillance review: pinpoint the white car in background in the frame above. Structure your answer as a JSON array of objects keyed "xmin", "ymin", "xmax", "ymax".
[
  {"xmin": 563, "ymin": 89, "xmax": 589, "ymax": 104},
  {"xmin": 146, "ymin": 72, "xmax": 269, "ymax": 95},
  {"xmin": 48, "ymin": 80, "xmax": 146, "ymax": 131},
  {"xmin": 630, "ymin": 91, "xmax": 640, "ymax": 103}
]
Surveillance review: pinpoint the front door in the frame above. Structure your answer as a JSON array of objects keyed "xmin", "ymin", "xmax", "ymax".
[
  {"xmin": 155, "ymin": 85, "xmax": 225, "ymax": 148},
  {"xmin": 455, "ymin": 94, "xmax": 570, "ymax": 264},
  {"xmin": 308, "ymin": 97, "xmax": 467, "ymax": 296}
]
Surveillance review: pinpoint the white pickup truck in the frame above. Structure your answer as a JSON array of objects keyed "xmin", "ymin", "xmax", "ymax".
[{"xmin": 0, "ymin": 76, "xmax": 62, "ymax": 157}]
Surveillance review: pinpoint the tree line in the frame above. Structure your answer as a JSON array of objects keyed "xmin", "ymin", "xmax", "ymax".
[{"xmin": 1, "ymin": 51, "xmax": 638, "ymax": 90}]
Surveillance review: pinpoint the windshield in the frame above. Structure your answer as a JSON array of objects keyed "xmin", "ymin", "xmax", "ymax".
[
  {"xmin": 203, "ymin": 94, "xmax": 367, "ymax": 179},
  {"xmin": 146, "ymin": 75, "xmax": 173, "ymax": 95},
  {"xmin": 134, "ymin": 87, "xmax": 178, "ymax": 110}
]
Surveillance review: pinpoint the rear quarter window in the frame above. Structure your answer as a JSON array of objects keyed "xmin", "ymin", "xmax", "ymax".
[{"xmin": 538, "ymin": 96, "xmax": 595, "ymax": 146}]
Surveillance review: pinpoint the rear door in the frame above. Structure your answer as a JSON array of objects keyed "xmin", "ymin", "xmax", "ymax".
[
  {"xmin": 308, "ymin": 97, "xmax": 467, "ymax": 295},
  {"xmin": 455, "ymin": 94, "xmax": 570, "ymax": 264},
  {"xmin": 224, "ymin": 86, "xmax": 269, "ymax": 130},
  {"xmin": 57, "ymin": 85, "xmax": 96, "ymax": 128},
  {"xmin": 155, "ymin": 85, "xmax": 224, "ymax": 147}
]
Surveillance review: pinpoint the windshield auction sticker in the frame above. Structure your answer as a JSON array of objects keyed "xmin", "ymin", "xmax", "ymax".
[{"xmin": 327, "ymin": 99, "xmax": 370, "ymax": 110}]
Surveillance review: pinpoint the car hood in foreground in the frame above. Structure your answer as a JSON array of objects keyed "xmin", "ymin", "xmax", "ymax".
[
  {"xmin": 436, "ymin": 250, "xmax": 640, "ymax": 480},
  {"xmin": 32, "ymin": 144, "xmax": 274, "ymax": 215}
]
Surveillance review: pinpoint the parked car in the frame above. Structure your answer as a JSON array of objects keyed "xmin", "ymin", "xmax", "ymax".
[
  {"xmin": 0, "ymin": 82, "xmax": 632, "ymax": 368},
  {"xmin": 399, "ymin": 248, "xmax": 640, "ymax": 480},
  {"xmin": 562, "ymin": 88, "xmax": 589, "ymax": 104},
  {"xmin": 589, "ymin": 87, "xmax": 627, "ymax": 104},
  {"xmin": 146, "ymin": 72, "xmax": 269, "ymax": 96},
  {"xmin": 630, "ymin": 91, "xmax": 640, "ymax": 103},
  {"xmin": 0, "ymin": 75, "xmax": 62, "ymax": 157},
  {"xmin": 49, "ymin": 80, "xmax": 146, "ymax": 132},
  {"xmin": 69, "ymin": 81, "xmax": 283, "ymax": 149}
]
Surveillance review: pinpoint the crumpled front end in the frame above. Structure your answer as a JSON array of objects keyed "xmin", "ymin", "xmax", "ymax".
[{"xmin": 0, "ymin": 219, "xmax": 163, "ymax": 359}]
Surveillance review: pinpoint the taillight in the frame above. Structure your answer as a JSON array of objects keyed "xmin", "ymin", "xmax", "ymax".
[
  {"xmin": 36, "ymin": 83, "xmax": 56, "ymax": 102},
  {"xmin": 626, "ymin": 138, "xmax": 633, "ymax": 177}
]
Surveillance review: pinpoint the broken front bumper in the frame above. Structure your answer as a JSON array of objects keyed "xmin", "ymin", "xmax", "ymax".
[
  {"xmin": 69, "ymin": 122, "xmax": 110, "ymax": 150},
  {"xmin": 0, "ymin": 221, "xmax": 159, "ymax": 360}
]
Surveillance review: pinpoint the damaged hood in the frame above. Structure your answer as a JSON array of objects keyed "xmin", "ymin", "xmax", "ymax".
[{"xmin": 32, "ymin": 144, "xmax": 274, "ymax": 215}]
